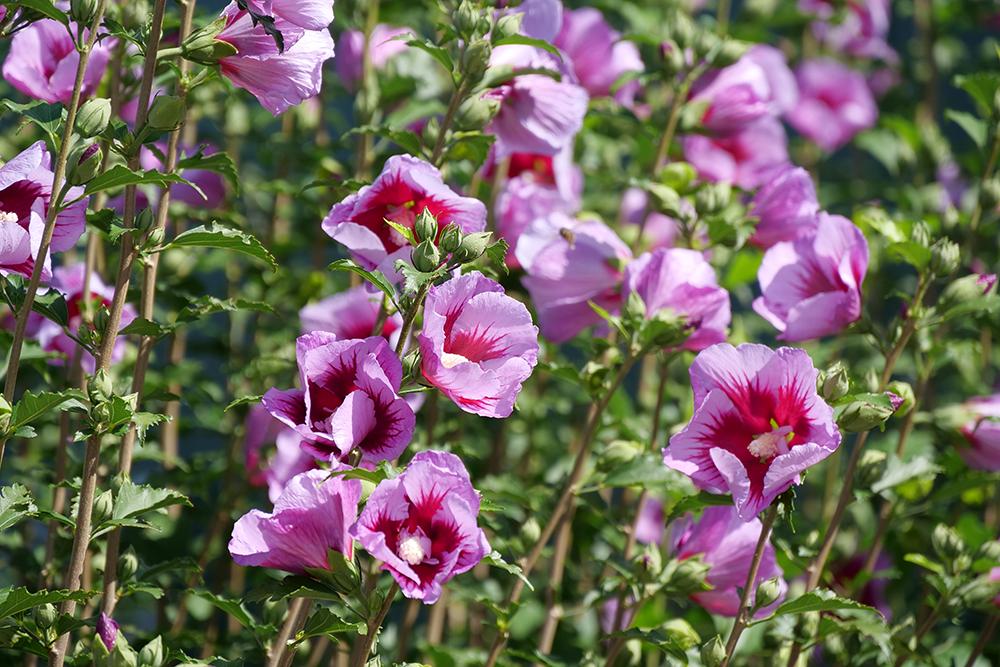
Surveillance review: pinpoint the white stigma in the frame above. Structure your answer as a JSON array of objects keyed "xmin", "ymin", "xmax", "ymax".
[
  {"xmin": 398, "ymin": 536, "xmax": 427, "ymax": 565},
  {"xmin": 747, "ymin": 425, "xmax": 793, "ymax": 461},
  {"xmin": 440, "ymin": 351, "xmax": 469, "ymax": 369},
  {"xmin": 0, "ymin": 211, "xmax": 18, "ymax": 224}
]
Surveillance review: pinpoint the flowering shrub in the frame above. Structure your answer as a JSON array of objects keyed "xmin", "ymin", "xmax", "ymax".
[{"xmin": 0, "ymin": 1, "xmax": 999, "ymax": 666}]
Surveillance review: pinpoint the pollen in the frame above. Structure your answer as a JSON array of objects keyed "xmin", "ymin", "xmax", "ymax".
[
  {"xmin": 398, "ymin": 536, "xmax": 427, "ymax": 565},
  {"xmin": 748, "ymin": 424, "xmax": 793, "ymax": 462},
  {"xmin": 0, "ymin": 211, "xmax": 18, "ymax": 224}
]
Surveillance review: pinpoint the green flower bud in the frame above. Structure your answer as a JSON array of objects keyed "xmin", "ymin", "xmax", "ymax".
[
  {"xmin": 181, "ymin": 18, "xmax": 237, "ymax": 65},
  {"xmin": 119, "ymin": 547, "xmax": 139, "ymax": 580},
  {"xmin": 694, "ymin": 30, "xmax": 721, "ymax": 61},
  {"xmin": 695, "ymin": 183, "xmax": 730, "ymax": 215},
  {"xmin": 929, "ymin": 238, "xmax": 960, "ymax": 276},
  {"xmin": 411, "ymin": 240, "xmax": 441, "ymax": 272},
  {"xmin": 755, "ymin": 576, "xmax": 782, "ymax": 609},
  {"xmin": 714, "ymin": 39, "xmax": 749, "ymax": 67},
  {"xmin": 453, "ymin": 231, "xmax": 492, "ymax": 263},
  {"xmin": 670, "ymin": 13, "xmax": 696, "ymax": 49},
  {"xmin": 856, "ymin": 449, "xmax": 888, "ymax": 490},
  {"xmin": 931, "ymin": 524, "xmax": 965, "ymax": 560},
  {"xmin": 461, "ymin": 40, "xmax": 492, "ymax": 85},
  {"xmin": 701, "ymin": 635, "xmax": 726, "ymax": 667},
  {"xmin": 600, "ymin": 439, "xmax": 643, "ymax": 468},
  {"xmin": 76, "ymin": 97, "xmax": 112, "ymax": 138},
  {"xmin": 837, "ymin": 394, "xmax": 895, "ymax": 432},
  {"xmin": 886, "ymin": 381, "xmax": 915, "ymax": 417},
  {"xmin": 414, "ymin": 209, "xmax": 438, "ymax": 243},
  {"xmin": 639, "ymin": 543, "xmax": 663, "ymax": 575},
  {"xmin": 67, "ymin": 143, "xmax": 103, "ymax": 186},
  {"xmin": 145, "ymin": 95, "xmax": 186, "ymax": 131},
  {"xmin": 70, "ymin": 0, "xmax": 98, "ymax": 24},
  {"xmin": 93, "ymin": 489, "xmax": 115, "ymax": 525},
  {"xmin": 820, "ymin": 362, "xmax": 850, "ymax": 402},
  {"xmin": 455, "ymin": 1, "xmax": 480, "ymax": 38},
  {"xmin": 493, "ymin": 13, "xmax": 523, "ymax": 42},
  {"xmin": 910, "ymin": 220, "xmax": 932, "ymax": 248},
  {"xmin": 145, "ymin": 226, "xmax": 166, "ymax": 249},
  {"xmin": 439, "ymin": 223, "xmax": 462, "ymax": 253},
  {"xmin": 976, "ymin": 539, "xmax": 1000, "ymax": 562},
  {"xmin": 34, "ymin": 603, "xmax": 58, "ymax": 630},
  {"xmin": 454, "ymin": 95, "xmax": 501, "ymax": 131},
  {"xmin": 135, "ymin": 207, "xmax": 155, "ymax": 233},
  {"xmin": 137, "ymin": 636, "xmax": 164, "ymax": 667},
  {"xmin": 670, "ymin": 556, "xmax": 710, "ymax": 593},
  {"xmin": 121, "ymin": 0, "xmax": 150, "ymax": 29},
  {"xmin": 661, "ymin": 40, "xmax": 686, "ymax": 77},
  {"xmin": 520, "ymin": 517, "xmax": 541, "ymax": 544},
  {"xmin": 980, "ymin": 177, "xmax": 1000, "ymax": 210},
  {"xmin": 939, "ymin": 274, "xmax": 997, "ymax": 312}
]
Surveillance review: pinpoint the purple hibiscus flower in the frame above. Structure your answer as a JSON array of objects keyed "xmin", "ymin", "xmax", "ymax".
[
  {"xmin": 749, "ymin": 165, "xmax": 820, "ymax": 249},
  {"xmin": 243, "ymin": 405, "xmax": 316, "ymax": 503},
  {"xmin": 2, "ymin": 20, "xmax": 112, "ymax": 104},
  {"xmin": 553, "ymin": 7, "xmax": 644, "ymax": 106},
  {"xmin": 336, "ymin": 24, "xmax": 409, "ymax": 91},
  {"xmin": 229, "ymin": 465, "xmax": 361, "ymax": 574},
  {"xmin": 958, "ymin": 394, "xmax": 1000, "ymax": 472},
  {"xmin": 800, "ymin": 0, "xmax": 896, "ymax": 63},
  {"xmin": 262, "ymin": 333, "xmax": 415, "ymax": 465},
  {"xmin": 243, "ymin": 0, "xmax": 335, "ymax": 31},
  {"xmin": 786, "ymin": 58, "xmax": 877, "ymax": 152},
  {"xmin": 322, "ymin": 155, "xmax": 487, "ymax": 280},
  {"xmin": 664, "ymin": 343, "xmax": 841, "ymax": 520},
  {"xmin": 624, "ymin": 248, "xmax": 731, "ymax": 352},
  {"xmin": 682, "ymin": 116, "xmax": 790, "ymax": 189},
  {"xmin": 350, "ymin": 451, "xmax": 491, "ymax": 604},
  {"xmin": 299, "ymin": 284, "xmax": 402, "ymax": 343},
  {"xmin": 754, "ymin": 213, "xmax": 869, "ymax": 341},
  {"xmin": 419, "ymin": 272, "xmax": 539, "ymax": 418},
  {"xmin": 96, "ymin": 613, "xmax": 120, "ymax": 652},
  {"xmin": 670, "ymin": 505, "xmax": 787, "ymax": 616},
  {"xmin": 634, "ymin": 496, "xmax": 665, "ymax": 546}
]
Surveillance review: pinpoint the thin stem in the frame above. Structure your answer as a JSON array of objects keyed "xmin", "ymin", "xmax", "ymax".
[
  {"xmin": 395, "ymin": 283, "xmax": 430, "ymax": 357},
  {"xmin": 100, "ymin": 0, "xmax": 198, "ymax": 617},
  {"xmin": 351, "ymin": 583, "xmax": 399, "ymax": 667},
  {"xmin": 894, "ymin": 596, "xmax": 948, "ymax": 667},
  {"xmin": 964, "ymin": 616, "xmax": 998, "ymax": 667},
  {"xmin": 652, "ymin": 71, "xmax": 697, "ymax": 174},
  {"xmin": 431, "ymin": 80, "xmax": 467, "ymax": 166},
  {"xmin": 49, "ymin": 3, "xmax": 168, "ymax": 664},
  {"xmin": 969, "ymin": 129, "xmax": 1000, "ymax": 237},
  {"xmin": 0, "ymin": 0, "xmax": 110, "ymax": 470},
  {"xmin": 484, "ymin": 351, "xmax": 645, "ymax": 667},
  {"xmin": 721, "ymin": 505, "xmax": 779, "ymax": 667},
  {"xmin": 536, "ymin": 512, "xmax": 573, "ymax": 656},
  {"xmin": 717, "ymin": 0, "xmax": 732, "ymax": 34},
  {"xmin": 354, "ymin": 0, "xmax": 381, "ymax": 179},
  {"xmin": 268, "ymin": 598, "xmax": 314, "ymax": 667}
]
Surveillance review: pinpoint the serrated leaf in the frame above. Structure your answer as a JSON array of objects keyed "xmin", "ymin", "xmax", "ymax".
[
  {"xmin": 2, "ymin": 0, "xmax": 68, "ymax": 23},
  {"xmin": 491, "ymin": 34, "xmax": 563, "ymax": 61},
  {"xmin": 348, "ymin": 125, "xmax": 426, "ymax": 158},
  {"xmin": 955, "ymin": 72, "xmax": 1000, "ymax": 116},
  {"xmin": 329, "ymin": 259, "xmax": 398, "ymax": 309},
  {"xmin": 871, "ymin": 455, "xmax": 941, "ymax": 495},
  {"xmin": 384, "ymin": 220, "xmax": 417, "ymax": 246},
  {"xmin": 0, "ymin": 485, "xmax": 36, "ymax": 532},
  {"xmin": 175, "ymin": 296, "xmax": 275, "ymax": 323},
  {"xmin": 1, "ymin": 273, "xmax": 69, "ymax": 327},
  {"xmin": 84, "ymin": 165, "xmax": 196, "ymax": 197},
  {"xmin": 131, "ymin": 412, "xmax": 169, "ymax": 442},
  {"xmin": 191, "ymin": 590, "xmax": 257, "ymax": 631},
  {"xmin": 0, "ymin": 587, "xmax": 93, "ymax": 620},
  {"xmin": 0, "ymin": 98, "xmax": 63, "ymax": 143},
  {"xmin": 945, "ymin": 110, "xmax": 988, "ymax": 149},
  {"xmin": 225, "ymin": 394, "xmax": 264, "ymax": 412},
  {"xmin": 753, "ymin": 589, "xmax": 881, "ymax": 625},
  {"xmin": 294, "ymin": 607, "xmax": 365, "ymax": 645},
  {"xmin": 404, "ymin": 37, "xmax": 454, "ymax": 73},
  {"xmin": 164, "ymin": 223, "xmax": 277, "ymax": 271},
  {"xmin": 11, "ymin": 390, "xmax": 84, "ymax": 433},
  {"xmin": 176, "ymin": 150, "xmax": 240, "ymax": 194},
  {"xmin": 120, "ymin": 317, "xmax": 174, "ymax": 339},
  {"xmin": 485, "ymin": 550, "xmax": 533, "ymax": 591}
]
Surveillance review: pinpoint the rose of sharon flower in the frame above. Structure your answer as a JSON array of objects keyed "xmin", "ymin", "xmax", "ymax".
[
  {"xmin": 485, "ymin": 45, "xmax": 589, "ymax": 157},
  {"xmin": 664, "ymin": 343, "xmax": 841, "ymax": 520},
  {"xmin": 96, "ymin": 613, "xmax": 120, "ymax": 652},
  {"xmin": 786, "ymin": 59, "xmax": 877, "ymax": 152},
  {"xmin": 958, "ymin": 394, "xmax": 1000, "ymax": 472},
  {"xmin": 336, "ymin": 25, "xmax": 409, "ymax": 91},
  {"xmin": 682, "ymin": 116, "xmax": 789, "ymax": 189},
  {"xmin": 754, "ymin": 214, "xmax": 869, "ymax": 341},
  {"xmin": 244, "ymin": 405, "xmax": 315, "ymax": 503},
  {"xmin": 420, "ymin": 272, "xmax": 539, "ymax": 418},
  {"xmin": 553, "ymin": 7, "xmax": 644, "ymax": 106},
  {"xmin": 350, "ymin": 451, "xmax": 491, "ymax": 604},
  {"xmin": 29, "ymin": 264, "xmax": 137, "ymax": 373},
  {"xmin": 139, "ymin": 144, "xmax": 227, "ymax": 209},
  {"xmin": 800, "ymin": 0, "xmax": 896, "ymax": 62},
  {"xmin": 243, "ymin": 0, "xmax": 335, "ymax": 31},
  {"xmin": 263, "ymin": 333, "xmax": 415, "ymax": 465},
  {"xmin": 670, "ymin": 506, "xmax": 787, "ymax": 616},
  {"xmin": 518, "ymin": 214, "xmax": 632, "ymax": 343},
  {"xmin": 690, "ymin": 45, "xmax": 797, "ymax": 134},
  {"xmin": 322, "ymin": 155, "xmax": 487, "ymax": 280},
  {"xmin": 229, "ymin": 465, "xmax": 361, "ymax": 574},
  {"xmin": 749, "ymin": 166, "xmax": 819, "ymax": 249},
  {"xmin": 2, "ymin": 20, "xmax": 112, "ymax": 105},
  {"xmin": 511, "ymin": 0, "xmax": 564, "ymax": 41},
  {"xmin": 0, "ymin": 141, "xmax": 87, "ymax": 279},
  {"xmin": 634, "ymin": 496, "xmax": 665, "ymax": 546},
  {"xmin": 300, "ymin": 285, "xmax": 402, "ymax": 342},
  {"xmin": 624, "ymin": 248, "xmax": 731, "ymax": 352},
  {"xmin": 216, "ymin": 2, "xmax": 335, "ymax": 115}
]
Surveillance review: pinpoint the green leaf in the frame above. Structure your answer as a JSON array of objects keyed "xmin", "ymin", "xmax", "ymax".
[
  {"xmin": 164, "ymin": 223, "xmax": 278, "ymax": 271},
  {"xmin": 903, "ymin": 553, "xmax": 945, "ymax": 575},
  {"xmin": 0, "ymin": 485, "xmax": 36, "ymax": 532},
  {"xmin": 0, "ymin": 98, "xmax": 63, "ymax": 143},
  {"xmin": 483, "ymin": 238, "xmax": 510, "ymax": 277},
  {"xmin": 491, "ymin": 35, "xmax": 563, "ymax": 61},
  {"xmin": 328, "ymin": 259, "xmax": 398, "ymax": 310},
  {"xmin": 2, "ymin": 0, "xmax": 68, "ymax": 23},
  {"xmin": 0, "ymin": 274, "xmax": 69, "ymax": 327},
  {"xmin": 294, "ymin": 607, "xmax": 365, "ymax": 645},
  {"xmin": 886, "ymin": 241, "xmax": 931, "ymax": 270},
  {"xmin": 191, "ymin": 590, "xmax": 257, "ymax": 631},
  {"xmin": 224, "ymin": 395, "xmax": 264, "ymax": 412},
  {"xmin": 754, "ymin": 589, "xmax": 881, "ymax": 624},
  {"xmin": 348, "ymin": 125, "xmax": 426, "ymax": 158},
  {"xmin": 120, "ymin": 318, "xmax": 173, "ymax": 339},
  {"xmin": 607, "ymin": 625, "xmax": 696, "ymax": 661},
  {"xmin": 405, "ymin": 37, "xmax": 454, "ymax": 73},
  {"xmin": 175, "ymin": 296, "xmax": 275, "ymax": 323},
  {"xmin": 131, "ymin": 412, "xmax": 169, "ymax": 442},
  {"xmin": 99, "ymin": 480, "xmax": 190, "ymax": 534},
  {"xmin": 0, "ymin": 587, "xmax": 93, "ymax": 620},
  {"xmin": 945, "ymin": 110, "xmax": 988, "ymax": 149},
  {"xmin": 601, "ymin": 454, "xmax": 687, "ymax": 489},
  {"xmin": 663, "ymin": 491, "xmax": 732, "ymax": 524},
  {"xmin": 871, "ymin": 455, "xmax": 941, "ymax": 495},
  {"xmin": 587, "ymin": 300, "xmax": 627, "ymax": 338},
  {"xmin": 384, "ymin": 220, "xmax": 417, "ymax": 246},
  {"xmin": 176, "ymin": 150, "xmax": 240, "ymax": 193},
  {"xmin": 444, "ymin": 131, "xmax": 495, "ymax": 166},
  {"xmin": 955, "ymin": 72, "xmax": 1000, "ymax": 116},
  {"xmin": 484, "ymin": 550, "xmax": 533, "ymax": 592},
  {"xmin": 11, "ymin": 390, "xmax": 84, "ymax": 433},
  {"xmin": 84, "ymin": 165, "xmax": 195, "ymax": 197}
]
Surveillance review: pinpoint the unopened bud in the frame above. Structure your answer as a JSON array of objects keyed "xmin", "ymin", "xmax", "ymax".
[
  {"xmin": 411, "ymin": 240, "xmax": 441, "ymax": 272},
  {"xmin": 68, "ymin": 143, "xmax": 102, "ymax": 186},
  {"xmin": 857, "ymin": 449, "xmax": 888, "ymax": 489},
  {"xmin": 695, "ymin": 183, "xmax": 730, "ymax": 215},
  {"xmin": 439, "ymin": 223, "xmax": 462, "ymax": 253},
  {"xmin": 414, "ymin": 209, "xmax": 438, "ymax": 243},
  {"xmin": 694, "ymin": 30, "xmax": 721, "ymax": 60},
  {"xmin": 755, "ymin": 576, "xmax": 782, "ymax": 609},
  {"xmin": 454, "ymin": 95, "xmax": 500, "ymax": 131},
  {"xmin": 940, "ymin": 273, "xmax": 998, "ymax": 310},
  {"xmin": 715, "ymin": 39, "xmax": 749, "ymax": 67},
  {"xmin": 34, "ymin": 603, "xmax": 57, "ymax": 630},
  {"xmin": 76, "ymin": 98, "xmax": 112, "ymax": 138},
  {"xmin": 453, "ymin": 231, "xmax": 492, "ymax": 263},
  {"xmin": 70, "ymin": 0, "xmax": 98, "ymax": 24},
  {"xmin": 910, "ymin": 220, "xmax": 932, "ymax": 248},
  {"xmin": 601, "ymin": 440, "xmax": 642, "ymax": 467},
  {"xmin": 455, "ymin": 1, "xmax": 480, "ymax": 37},
  {"xmin": 670, "ymin": 13, "xmax": 696, "ymax": 49},
  {"xmin": 145, "ymin": 95, "xmax": 186, "ymax": 131},
  {"xmin": 181, "ymin": 17, "xmax": 237, "ymax": 65},
  {"xmin": 461, "ymin": 40, "xmax": 492, "ymax": 85},
  {"xmin": 837, "ymin": 394, "xmax": 895, "ymax": 432},
  {"xmin": 493, "ymin": 13, "xmax": 523, "ymax": 42},
  {"xmin": 701, "ymin": 635, "xmax": 726, "ymax": 667},
  {"xmin": 661, "ymin": 40, "xmax": 686, "ymax": 76},
  {"xmin": 520, "ymin": 517, "xmax": 541, "ymax": 544},
  {"xmin": 886, "ymin": 381, "xmax": 915, "ymax": 417},
  {"xmin": 976, "ymin": 539, "xmax": 1000, "ymax": 562},
  {"xmin": 138, "ymin": 636, "xmax": 164, "ymax": 667},
  {"xmin": 820, "ymin": 362, "xmax": 850, "ymax": 402},
  {"xmin": 931, "ymin": 524, "xmax": 965, "ymax": 560},
  {"xmin": 929, "ymin": 238, "xmax": 960, "ymax": 276},
  {"xmin": 119, "ymin": 547, "xmax": 139, "ymax": 580},
  {"xmin": 93, "ymin": 489, "xmax": 114, "ymax": 525},
  {"xmin": 670, "ymin": 557, "xmax": 709, "ymax": 593},
  {"xmin": 89, "ymin": 369, "xmax": 114, "ymax": 403}
]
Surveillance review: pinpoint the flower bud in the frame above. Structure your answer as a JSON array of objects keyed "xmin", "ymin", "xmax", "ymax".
[
  {"xmin": 453, "ymin": 231, "xmax": 492, "ymax": 263},
  {"xmin": 695, "ymin": 182, "xmax": 730, "ymax": 215},
  {"xmin": 96, "ymin": 612, "xmax": 119, "ymax": 652},
  {"xmin": 138, "ymin": 636, "xmax": 164, "ymax": 667},
  {"xmin": 68, "ymin": 143, "xmax": 103, "ymax": 186},
  {"xmin": 455, "ymin": 1, "xmax": 480, "ymax": 38},
  {"xmin": 600, "ymin": 439, "xmax": 643, "ymax": 467},
  {"xmin": 931, "ymin": 524, "xmax": 965, "ymax": 560},
  {"xmin": 819, "ymin": 362, "xmax": 850, "ymax": 402},
  {"xmin": 940, "ymin": 273, "xmax": 997, "ymax": 311},
  {"xmin": 639, "ymin": 543, "xmax": 663, "ymax": 575},
  {"xmin": 701, "ymin": 635, "xmax": 726, "ymax": 667},
  {"xmin": 454, "ymin": 95, "xmax": 500, "ymax": 131},
  {"xmin": 755, "ymin": 576, "xmax": 782, "ymax": 609},
  {"xmin": 977, "ymin": 539, "xmax": 1000, "ymax": 562},
  {"xmin": 837, "ymin": 394, "xmax": 896, "ymax": 432},
  {"xmin": 145, "ymin": 95, "xmax": 186, "ymax": 131},
  {"xmin": 121, "ymin": 0, "xmax": 149, "ymax": 29},
  {"xmin": 34, "ymin": 603, "xmax": 57, "ymax": 630},
  {"xmin": 461, "ymin": 40, "xmax": 492, "ymax": 85},
  {"xmin": 439, "ymin": 223, "xmax": 462, "ymax": 253},
  {"xmin": 70, "ymin": 0, "xmax": 98, "ymax": 24},
  {"xmin": 980, "ymin": 177, "xmax": 1000, "ymax": 210},
  {"xmin": 181, "ymin": 17, "xmax": 237, "ymax": 65},
  {"xmin": 661, "ymin": 40, "xmax": 686, "ymax": 76},
  {"xmin": 414, "ymin": 209, "xmax": 438, "ymax": 243},
  {"xmin": 886, "ymin": 381, "xmax": 915, "ymax": 417},
  {"xmin": 856, "ymin": 449, "xmax": 887, "ymax": 490},
  {"xmin": 694, "ymin": 30, "xmax": 721, "ymax": 61},
  {"xmin": 411, "ymin": 240, "xmax": 441, "ymax": 272},
  {"xmin": 520, "ymin": 517, "xmax": 541, "ymax": 544},
  {"xmin": 493, "ymin": 13, "xmax": 523, "ymax": 42},
  {"xmin": 93, "ymin": 490, "xmax": 115, "ymax": 525},
  {"xmin": 76, "ymin": 97, "xmax": 112, "ymax": 138},
  {"xmin": 119, "ymin": 547, "xmax": 139, "ymax": 580},
  {"xmin": 909, "ymin": 220, "xmax": 931, "ymax": 248},
  {"xmin": 929, "ymin": 238, "xmax": 960, "ymax": 276},
  {"xmin": 714, "ymin": 39, "xmax": 749, "ymax": 67},
  {"xmin": 670, "ymin": 13, "xmax": 696, "ymax": 49},
  {"xmin": 670, "ymin": 556, "xmax": 710, "ymax": 593}
]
